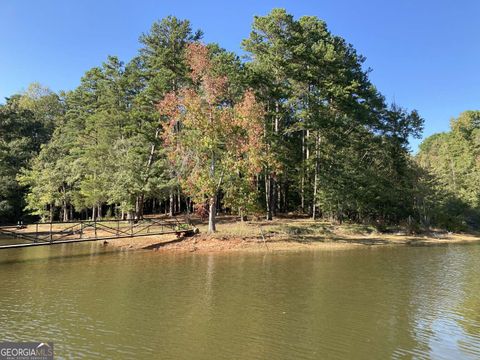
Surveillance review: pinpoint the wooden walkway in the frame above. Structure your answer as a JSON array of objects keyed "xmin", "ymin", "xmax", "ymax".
[{"xmin": 0, "ymin": 217, "xmax": 194, "ymax": 249}]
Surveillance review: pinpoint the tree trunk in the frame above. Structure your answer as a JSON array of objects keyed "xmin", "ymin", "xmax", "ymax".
[
  {"xmin": 136, "ymin": 195, "xmax": 144, "ymax": 219},
  {"xmin": 97, "ymin": 204, "xmax": 102, "ymax": 219},
  {"xmin": 169, "ymin": 190, "xmax": 174, "ymax": 217},
  {"xmin": 62, "ymin": 201, "xmax": 68, "ymax": 222},
  {"xmin": 312, "ymin": 167, "xmax": 318, "ymax": 220},
  {"xmin": 208, "ymin": 196, "xmax": 216, "ymax": 233},
  {"xmin": 306, "ymin": 129, "xmax": 311, "ymax": 213},
  {"xmin": 312, "ymin": 134, "xmax": 320, "ymax": 220},
  {"xmin": 276, "ymin": 181, "xmax": 281, "ymax": 214},
  {"xmin": 272, "ymin": 180, "xmax": 277, "ymax": 216},
  {"xmin": 265, "ymin": 174, "xmax": 273, "ymax": 220},
  {"xmin": 92, "ymin": 206, "xmax": 96, "ymax": 221},
  {"xmin": 177, "ymin": 189, "xmax": 181, "ymax": 214},
  {"xmin": 301, "ymin": 129, "xmax": 305, "ymax": 213}
]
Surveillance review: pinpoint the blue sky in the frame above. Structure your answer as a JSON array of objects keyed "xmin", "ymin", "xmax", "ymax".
[{"xmin": 1, "ymin": 0, "xmax": 479, "ymax": 151}]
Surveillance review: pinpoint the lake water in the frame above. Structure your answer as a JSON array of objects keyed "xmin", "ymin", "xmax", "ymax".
[{"xmin": 0, "ymin": 241, "xmax": 479, "ymax": 359}]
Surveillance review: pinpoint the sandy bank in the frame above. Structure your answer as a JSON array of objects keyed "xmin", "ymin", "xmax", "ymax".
[{"xmin": 105, "ymin": 216, "xmax": 480, "ymax": 253}]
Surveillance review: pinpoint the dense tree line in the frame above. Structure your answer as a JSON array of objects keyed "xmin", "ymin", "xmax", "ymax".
[
  {"xmin": 1, "ymin": 9, "xmax": 477, "ymax": 231},
  {"xmin": 0, "ymin": 84, "xmax": 62, "ymax": 222},
  {"xmin": 417, "ymin": 111, "xmax": 480, "ymax": 230}
]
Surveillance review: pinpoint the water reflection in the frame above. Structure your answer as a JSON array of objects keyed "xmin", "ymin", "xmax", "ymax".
[{"xmin": 0, "ymin": 244, "xmax": 479, "ymax": 359}]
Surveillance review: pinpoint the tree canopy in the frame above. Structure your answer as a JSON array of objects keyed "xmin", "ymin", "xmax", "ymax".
[{"xmin": 2, "ymin": 9, "xmax": 475, "ymax": 231}]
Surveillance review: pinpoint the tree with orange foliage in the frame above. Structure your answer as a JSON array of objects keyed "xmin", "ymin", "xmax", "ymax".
[{"xmin": 158, "ymin": 43, "xmax": 266, "ymax": 232}]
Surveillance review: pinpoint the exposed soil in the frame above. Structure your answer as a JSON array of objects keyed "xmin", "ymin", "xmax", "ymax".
[{"xmin": 104, "ymin": 215, "xmax": 480, "ymax": 253}]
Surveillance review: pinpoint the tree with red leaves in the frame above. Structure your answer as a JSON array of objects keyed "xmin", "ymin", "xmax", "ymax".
[{"xmin": 158, "ymin": 43, "xmax": 266, "ymax": 232}]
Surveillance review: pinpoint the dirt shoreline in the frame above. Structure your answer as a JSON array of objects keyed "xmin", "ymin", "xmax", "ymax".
[
  {"xmin": 106, "ymin": 220, "xmax": 480, "ymax": 253},
  {"xmin": 5, "ymin": 215, "xmax": 479, "ymax": 253}
]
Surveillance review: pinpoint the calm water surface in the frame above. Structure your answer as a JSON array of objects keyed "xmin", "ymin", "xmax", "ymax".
[{"xmin": 0, "ymin": 241, "xmax": 479, "ymax": 359}]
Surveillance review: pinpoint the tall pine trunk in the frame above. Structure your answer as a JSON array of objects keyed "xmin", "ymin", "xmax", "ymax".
[
  {"xmin": 264, "ymin": 100, "xmax": 280, "ymax": 221},
  {"xmin": 306, "ymin": 129, "xmax": 311, "ymax": 214},
  {"xmin": 301, "ymin": 129, "xmax": 306, "ymax": 213},
  {"xmin": 177, "ymin": 189, "xmax": 181, "ymax": 214},
  {"xmin": 62, "ymin": 201, "xmax": 68, "ymax": 222},
  {"xmin": 312, "ymin": 165, "xmax": 318, "ymax": 220},
  {"xmin": 265, "ymin": 174, "xmax": 273, "ymax": 220},
  {"xmin": 169, "ymin": 190, "xmax": 174, "ymax": 217},
  {"xmin": 312, "ymin": 134, "xmax": 320, "ymax": 220},
  {"xmin": 136, "ymin": 195, "xmax": 144, "ymax": 219}
]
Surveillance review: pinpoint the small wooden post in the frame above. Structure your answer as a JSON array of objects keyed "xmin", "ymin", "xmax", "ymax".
[
  {"xmin": 94, "ymin": 219, "xmax": 97, "ymax": 239},
  {"xmin": 35, "ymin": 223, "xmax": 39, "ymax": 243},
  {"xmin": 117, "ymin": 220, "xmax": 120, "ymax": 236},
  {"xmin": 49, "ymin": 222, "xmax": 53, "ymax": 243},
  {"xmin": 130, "ymin": 221, "xmax": 133, "ymax": 237},
  {"xmin": 80, "ymin": 222, "xmax": 83, "ymax": 239}
]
